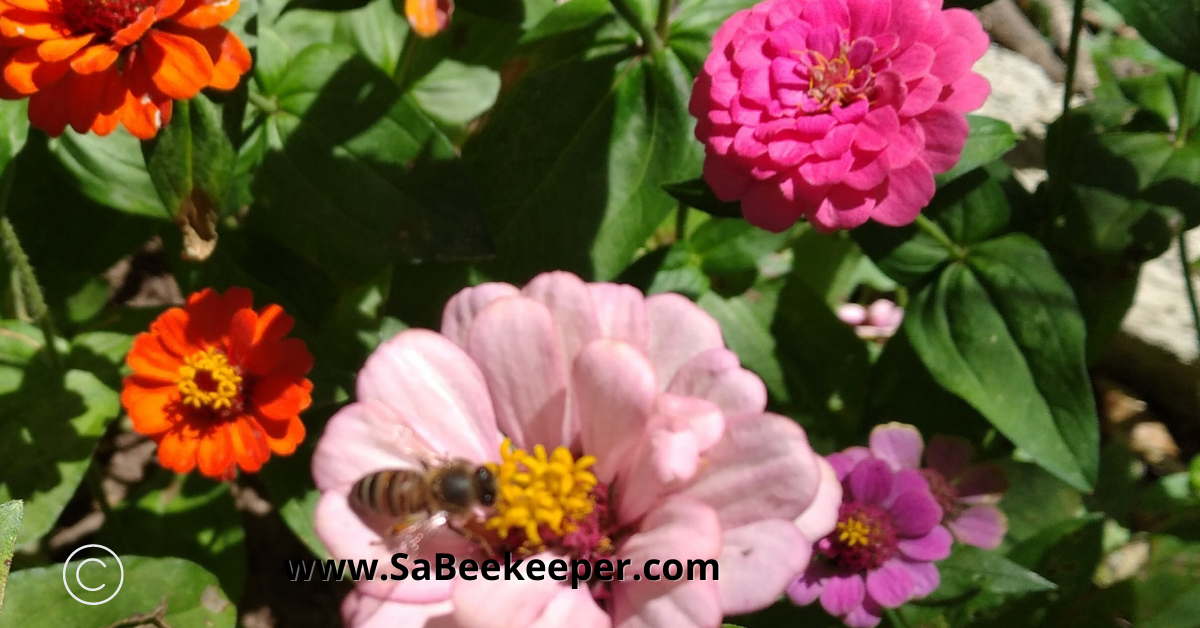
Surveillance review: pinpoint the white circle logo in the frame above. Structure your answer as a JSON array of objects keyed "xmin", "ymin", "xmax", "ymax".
[{"xmin": 62, "ymin": 544, "xmax": 123, "ymax": 605}]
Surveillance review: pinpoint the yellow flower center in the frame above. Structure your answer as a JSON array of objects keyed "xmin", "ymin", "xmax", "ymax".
[
  {"xmin": 484, "ymin": 438, "xmax": 598, "ymax": 551},
  {"xmin": 837, "ymin": 516, "xmax": 875, "ymax": 547},
  {"xmin": 176, "ymin": 347, "xmax": 242, "ymax": 412}
]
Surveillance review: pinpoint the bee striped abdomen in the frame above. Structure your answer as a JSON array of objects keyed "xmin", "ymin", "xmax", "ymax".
[{"xmin": 350, "ymin": 470, "xmax": 431, "ymax": 518}]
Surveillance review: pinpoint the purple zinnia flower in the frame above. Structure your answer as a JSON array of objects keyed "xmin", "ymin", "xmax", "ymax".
[
  {"xmin": 787, "ymin": 454, "xmax": 951, "ymax": 627},
  {"xmin": 867, "ymin": 422, "xmax": 1008, "ymax": 549}
]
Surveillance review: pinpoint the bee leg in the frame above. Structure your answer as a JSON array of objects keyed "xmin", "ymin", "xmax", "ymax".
[{"xmin": 448, "ymin": 516, "xmax": 495, "ymax": 557}]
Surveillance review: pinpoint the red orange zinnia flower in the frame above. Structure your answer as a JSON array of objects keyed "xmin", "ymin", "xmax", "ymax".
[
  {"xmin": 0, "ymin": 0, "xmax": 251, "ymax": 139},
  {"xmin": 122, "ymin": 287, "xmax": 314, "ymax": 481}
]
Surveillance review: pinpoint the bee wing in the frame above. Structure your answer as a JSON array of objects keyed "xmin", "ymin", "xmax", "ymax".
[
  {"xmin": 379, "ymin": 418, "xmax": 453, "ymax": 470},
  {"xmin": 383, "ymin": 511, "xmax": 450, "ymax": 554}
]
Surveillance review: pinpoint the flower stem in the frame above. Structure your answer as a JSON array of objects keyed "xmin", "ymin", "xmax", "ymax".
[
  {"xmin": 246, "ymin": 90, "xmax": 279, "ymax": 115},
  {"xmin": 913, "ymin": 214, "xmax": 965, "ymax": 259},
  {"xmin": 609, "ymin": 0, "xmax": 662, "ymax": 53},
  {"xmin": 655, "ymin": 0, "xmax": 672, "ymax": 41},
  {"xmin": 1060, "ymin": 0, "xmax": 1086, "ymax": 118},
  {"xmin": 392, "ymin": 31, "xmax": 422, "ymax": 91},
  {"xmin": 0, "ymin": 216, "xmax": 61, "ymax": 369},
  {"xmin": 1178, "ymin": 231, "xmax": 1200, "ymax": 364}
]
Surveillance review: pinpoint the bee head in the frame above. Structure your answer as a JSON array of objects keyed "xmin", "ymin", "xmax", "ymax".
[{"xmin": 475, "ymin": 466, "xmax": 497, "ymax": 507}]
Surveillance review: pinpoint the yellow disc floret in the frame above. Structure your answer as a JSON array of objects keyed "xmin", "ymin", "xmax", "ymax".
[
  {"xmin": 485, "ymin": 438, "xmax": 599, "ymax": 551},
  {"xmin": 837, "ymin": 516, "xmax": 875, "ymax": 547},
  {"xmin": 176, "ymin": 347, "xmax": 242, "ymax": 411}
]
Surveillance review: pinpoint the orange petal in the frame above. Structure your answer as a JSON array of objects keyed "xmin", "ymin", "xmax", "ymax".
[
  {"xmin": 141, "ymin": 28, "xmax": 212, "ymax": 99},
  {"xmin": 3, "ymin": 43, "xmax": 67, "ymax": 93},
  {"xmin": 274, "ymin": 337, "xmax": 314, "ymax": 378},
  {"xmin": 121, "ymin": 379, "xmax": 178, "ymax": 435},
  {"xmin": 219, "ymin": 286, "xmax": 254, "ymax": 319},
  {"xmin": 126, "ymin": 332, "xmax": 183, "ymax": 382},
  {"xmin": 196, "ymin": 425, "xmax": 236, "ymax": 480},
  {"xmin": 111, "ymin": 7, "xmax": 155, "ymax": 46},
  {"xmin": 250, "ymin": 372, "xmax": 312, "ymax": 422},
  {"xmin": 226, "ymin": 307, "xmax": 257, "ymax": 365},
  {"xmin": 26, "ymin": 73, "xmax": 69, "ymax": 134},
  {"xmin": 242, "ymin": 304, "xmax": 294, "ymax": 375},
  {"xmin": 255, "ymin": 410, "xmax": 306, "ymax": 456},
  {"xmin": 404, "ymin": 0, "xmax": 451, "ymax": 37},
  {"xmin": 158, "ymin": 424, "xmax": 200, "ymax": 473},
  {"xmin": 155, "ymin": 0, "xmax": 186, "ymax": 20},
  {"xmin": 0, "ymin": 10, "xmax": 68, "ymax": 40},
  {"xmin": 148, "ymin": 306, "xmax": 198, "ymax": 358},
  {"xmin": 229, "ymin": 415, "xmax": 271, "ymax": 472},
  {"xmin": 206, "ymin": 27, "xmax": 248, "ymax": 90},
  {"xmin": 173, "ymin": 0, "xmax": 238, "ymax": 29},
  {"xmin": 69, "ymin": 42, "xmax": 118, "ymax": 74},
  {"xmin": 36, "ymin": 32, "xmax": 91, "ymax": 62},
  {"xmin": 70, "ymin": 65, "xmax": 125, "ymax": 134},
  {"xmin": 3, "ymin": 0, "xmax": 56, "ymax": 11},
  {"xmin": 119, "ymin": 90, "xmax": 166, "ymax": 139}
]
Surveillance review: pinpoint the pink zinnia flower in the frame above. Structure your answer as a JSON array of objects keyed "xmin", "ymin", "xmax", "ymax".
[
  {"xmin": 689, "ymin": 0, "xmax": 991, "ymax": 232},
  {"xmin": 787, "ymin": 448, "xmax": 951, "ymax": 627},
  {"xmin": 866, "ymin": 423, "xmax": 1008, "ymax": 549},
  {"xmin": 311, "ymin": 272, "xmax": 842, "ymax": 628},
  {"xmin": 836, "ymin": 299, "xmax": 903, "ymax": 340}
]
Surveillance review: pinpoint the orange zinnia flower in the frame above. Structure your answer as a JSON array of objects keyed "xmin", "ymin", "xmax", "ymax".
[
  {"xmin": 122, "ymin": 287, "xmax": 314, "ymax": 481},
  {"xmin": 0, "ymin": 0, "xmax": 251, "ymax": 139},
  {"xmin": 404, "ymin": 0, "xmax": 451, "ymax": 37}
]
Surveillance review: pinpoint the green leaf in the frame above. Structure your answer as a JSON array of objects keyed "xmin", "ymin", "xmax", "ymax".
[
  {"xmin": 662, "ymin": 177, "xmax": 743, "ymax": 219},
  {"xmin": 0, "ymin": 500, "xmax": 22, "ymax": 613},
  {"xmin": 690, "ymin": 218, "xmax": 789, "ymax": 277},
  {"xmin": 698, "ymin": 277, "xmax": 787, "ymax": 400},
  {"xmin": 48, "ymin": 129, "xmax": 168, "ymax": 219},
  {"xmin": 788, "ymin": 228, "xmax": 864, "ymax": 306},
  {"xmin": 0, "ymin": 323, "xmax": 121, "ymax": 546},
  {"xmin": 410, "ymin": 60, "xmax": 502, "ymax": 132},
  {"xmin": 935, "ymin": 115, "xmax": 1018, "ymax": 186},
  {"xmin": 0, "ymin": 100, "xmax": 29, "ymax": 173},
  {"xmin": 249, "ymin": 44, "xmax": 492, "ymax": 284},
  {"xmin": 906, "ymin": 235, "xmax": 1100, "ymax": 490},
  {"xmin": 520, "ymin": 0, "xmax": 614, "ymax": 45},
  {"xmin": 333, "ymin": 0, "xmax": 406, "ymax": 74},
  {"xmin": 1191, "ymin": 454, "xmax": 1200, "ymax": 497},
  {"xmin": 1132, "ymin": 535, "xmax": 1200, "ymax": 628},
  {"xmin": 927, "ymin": 544, "xmax": 1057, "ymax": 601},
  {"xmin": 1107, "ymin": 0, "xmax": 1200, "ymax": 75},
  {"xmin": 1007, "ymin": 514, "xmax": 1105, "ymax": 598},
  {"xmin": 463, "ymin": 46, "xmax": 701, "ymax": 281},
  {"xmin": 624, "ymin": 243, "xmax": 711, "ymax": 299},
  {"xmin": 0, "ymin": 556, "xmax": 235, "ymax": 627}
]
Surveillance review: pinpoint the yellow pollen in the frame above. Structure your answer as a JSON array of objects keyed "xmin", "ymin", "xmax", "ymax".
[
  {"xmin": 484, "ymin": 438, "xmax": 598, "ymax": 551},
  {"xmin": 176, "ymin": 347, "xmax": 242, "ymax": 411},
  {"xmin": 837, "ymin": 516, "xmax": 875, "ymax": 547}
]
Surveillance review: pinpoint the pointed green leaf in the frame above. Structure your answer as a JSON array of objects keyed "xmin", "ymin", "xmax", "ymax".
[{"xmin": 0, "ymin": 500, "xmax": 22, "ymax": 613}]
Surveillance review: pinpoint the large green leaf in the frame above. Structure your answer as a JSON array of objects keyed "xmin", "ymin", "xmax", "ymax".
[
  {"xmin": 1107, "ymin": 0, "xmax": 1200, "ymax": 75},
  {"xmin": 698, "ymin": 278, "xmax": 787, "ymax": 401},
  {"xmin": 0, "ymin": 323, "xmax": 121, "ymax": 546},
  {"xmin": 48, "ymin": 129, "xmax": 168, "ymax": 220},
  {"xmin": 462, "ymin": 44, "xmax": 701, "ymax": 282},
  {"xmin": 248, "ymin": 44, "xmax": 492, "ymax": 284},
  {"xmin": 906, "ymin": 235, "xmax": 1099, "ymax": 490},
  {"xmin": 935, "ymin": 115, "xmax": 1019, "ymax": 186},
  {"xmin": 0, "ymin": 500, "xmax": 21, "ymax": 613},
  {"xmin": 0, "ymin": 556, "xmax": 235, "ymax": 628}
]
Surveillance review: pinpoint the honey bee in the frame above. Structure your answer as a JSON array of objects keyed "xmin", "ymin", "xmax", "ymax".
[{"xmin": 349, "ymin": 459, "xmax": 499, "ymax": 553}]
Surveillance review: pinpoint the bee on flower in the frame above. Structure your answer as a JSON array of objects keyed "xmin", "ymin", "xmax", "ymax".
[
  {"xmin": 121, "ymin": 287, "xmax": 314, "ymax": 481},
  {"xmin": 0, "ymin": 0, "xmax": 252, "ymax": 139}
]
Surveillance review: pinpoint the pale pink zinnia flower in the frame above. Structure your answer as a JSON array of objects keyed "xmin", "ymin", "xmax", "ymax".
[
  {"xmin": 836, "ymin": 299, "xmax": 903, "ymax": 340},
  {"xmin": 689, "ymin": 0, "xmax": 991, "ymax": 232},
  {"xmin": 787, "ymin": 447, "xmax": 951, "ymax": 627},
  {"xmin": 312, "ymin": 271, "xmax": 842, "ymax": 628},
  {"xmin": 866, "ymin": 423, "xmax": 1008, "ymax": 549}
]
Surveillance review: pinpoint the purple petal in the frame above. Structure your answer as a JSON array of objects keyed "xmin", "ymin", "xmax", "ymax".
[
  {"xmin": 865, "ymin": 560, "xmax": 915, "ymax": 608},
  {"xmin": 899, "ymin": 560, "xmax": 941, "ymax": 598},
  {"xmin": 787, "ymin": 562, "xmax": 833, "ymax": 606},
  {"xmin": 887, "ymin": 468, "xmax": 930, "ymax": 506},
  {"xmin": 957, "ymin": 462, "xmax": 1009, "ymax": 501},
  {"xmin": 821, "ymin": 573, "xmax": 866, "ymax": 616},
  {"xmin": 889, "ymin": 490, "xmax": 942, "ymax": 537},
  {"xmin": 869, "ymin": 423, "xmax": 924, "ymax": 470},
  {"xmin": 850, "ymin": 458, "xmax": 895, "ymax": 505},
  {"xmin": 828, "ymin": 446, "xmax": 871, "ymax": 481},
  {"xmin": 948, "ymin": 505, "xmax": 1007, "ymax": 549},
  {"xmin": 844, "ymin": 597, "xmax": 885, "ymax": 628},
  {"xmin": 898, "ymin": 525, "xmax": 953, "ymax": 561},
  {"xmin": 924, "ymin": 435, "xmax": 973, "ymax": 478}
]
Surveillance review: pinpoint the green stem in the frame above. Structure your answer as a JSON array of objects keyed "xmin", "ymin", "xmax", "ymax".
[
  {"xmin": 655, "ymin": 0, "xmax": 672, "ymax": 41},
  {"xmin": 609, "ymin": 0, "xmax": 662, "ymax": 53},
  {"xmin": 1178, "ymin": 231, "xmax": 1200, "ymax": 363},
  {"xmin": 1178, "ymin": 71, "xmax": 1195, "ymax": 147},
  {"xmin": 1060, "ymin": 0, "xmax": 1086, "ymax": 118},
  {"xmin": 392, "ymin": 31, "xmax": 422, "ymax": 91},
  {"xmin": 0, "ymin": 217, "xmax": 60, "ymax": 369},
  {"xmin": 674, "ymin": 203, "xmax": 688, "ymax": 242},
  {"xmin": 913, "ymin": 214, "xmax": 965, "ymax": 259},
  {"xmin": 246, "ymin": 90, "xmax": 279, "ymax": 115}
]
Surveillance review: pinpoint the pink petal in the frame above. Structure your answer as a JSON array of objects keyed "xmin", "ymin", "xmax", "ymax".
[
  {"xmin": 872, "ymin": 158, "xmax": 935, "ymax": 227},
  {"xmin": 611, "ymin": 579, "xmax": 722, "ymax": 628},
  {"xmin": 588, "ymin": 282, "xmax": 650, "ymax": 352},
  {"xmin": 799, "ymin": 152, "xmax": 855, "ymax": 186},
  {"xmin": 821, "ymin": 572, "xmax": 866, "ymax": 616},
  {"xmin": 807, "ymin": 23, "xmax": 841, "ymax": 58},
  {"xmin": 575, "ymin": 339, "xmax": 657, "ymax": 483},
  {"xmin": 948, "ymin": 505, "xmax": 1007, "ymax": 549},
  {"xmin": 889, "ymin": 490, "xmax": 942, "ymax": 537},
  {"xmin": 924, "ymin": 435, "xmax": 973, "ymax": 478},
  {"xmin": 356, "ymin": 330, "xmax": 502, "ymax": 462},
  {"xmin": 522, "ymin": 271, "xmax": 602, "ymax": 369},
  {"xmin": 890, "ymin": 42, "xmax": 935, "ymax": 80},
  {"xmin": 941, "ymin": 72, "xmax": 990, "ymax": 113},
  {"xmin": 683, "ymin": 413, "xmax": 823, "ymax": 527},
  {"xmin": 703, "ymin": 155, "xmax": 753, "ymax": 201},
  {"xmin": 312, "ymin": 399, "xmax": 426, "ymax": 492},
  {"xmin": 802, "ymin": 0, "xmax": 850, "ymax": 30},
  {"xmin": 652, "ymin": 393, "xmax": 725, "ymax": 452},
  {"xmin": 811, "ymin": 185, "xmax": 876, "ymax": 232},
  {"xmin": 645, "ymin": 293, "xmax": 725, "ymax": 386},
  {"xmin": 888, "ymin": 468, "xmax": 932, "ymax": 506},
  {"xmin": 741, "ymin": 178, "xmax": 806, "ymax": 233},
  {"xmin": 838, "ymin": 303, "xmax": 869, "ymax": 325},
  {"xmin": 855, "ymin": 107, "xmax": 899, "ymax": 152},
  {"xmin": 795, "ymin": 456, "xmax": 843, "ymax": 542},
  {"xmin": 898, "ymin": 524, "xmax": 953, "ymax": 561},
  {"xmin": 865, "ymin": 559, "xmax": 915, "ymax": 607},
  {"xmin": 440, "ymin": 282, "xmax": 519, "ymax": 348},
  {"xmin": 849, "ymin": 458, "xmax": 894, "ymax": 505},
  {"xmin": 868, "ymin": 422, "xmax": 924, "ymax": 470},
  {"xmin": 899, "ymin": 75, "xmax": 944, "ymax": 117},
  {"xmin": 900, "ymin": 559, "xmax": 941, "ymax": 598},
  {"xmin": 666, "ymin": 348, "xmax": 767, "ymax": 419},
  {"xmin": 618, "ymin": 496, "xmax": 722, "ymax": 580},
  {"xmin": 340, "ymin": 592, "xmax": 454, "ymax": 628},
  {"xmin": 528, "ymin": 589, "xmax": 613, "ymax": 628},
  {"xmin": 844, "ymin": 597, "xmax": 885, "ymax": 628},
  {"xmin": 828, "ymin": 446, "xmax": 871, "ymax": 480},
  {"xmin": 884, "ymin": 120, "xmax": 924, "ymax": 169},
  {"xmin": 717, "ymin": 519, "xmax": 813, "ymax": 615},
  {"xmin": 848, "ymin": 0, "xmax": 889, "ymax": 39},
  {"xmin": 787, "ymin": 561, "xmax": 832, "ymax": 606},
  {"xmin": 888, "ymin": 0, "xmax": 931, "ymax": 52},
  {"xmin": 467, "ymin": 296, "xmax": 570, "ymax": 450},
  {"xmin": 943, "ymin": 7, "xmax": 989, "ymax": 60},
  {"xmin": 452, "ymin": 554, "xmax": 607, "ymax": 628},
  {"xmin": 918, "ymin": 105, "xmax": 970, "ymax": 173}
]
